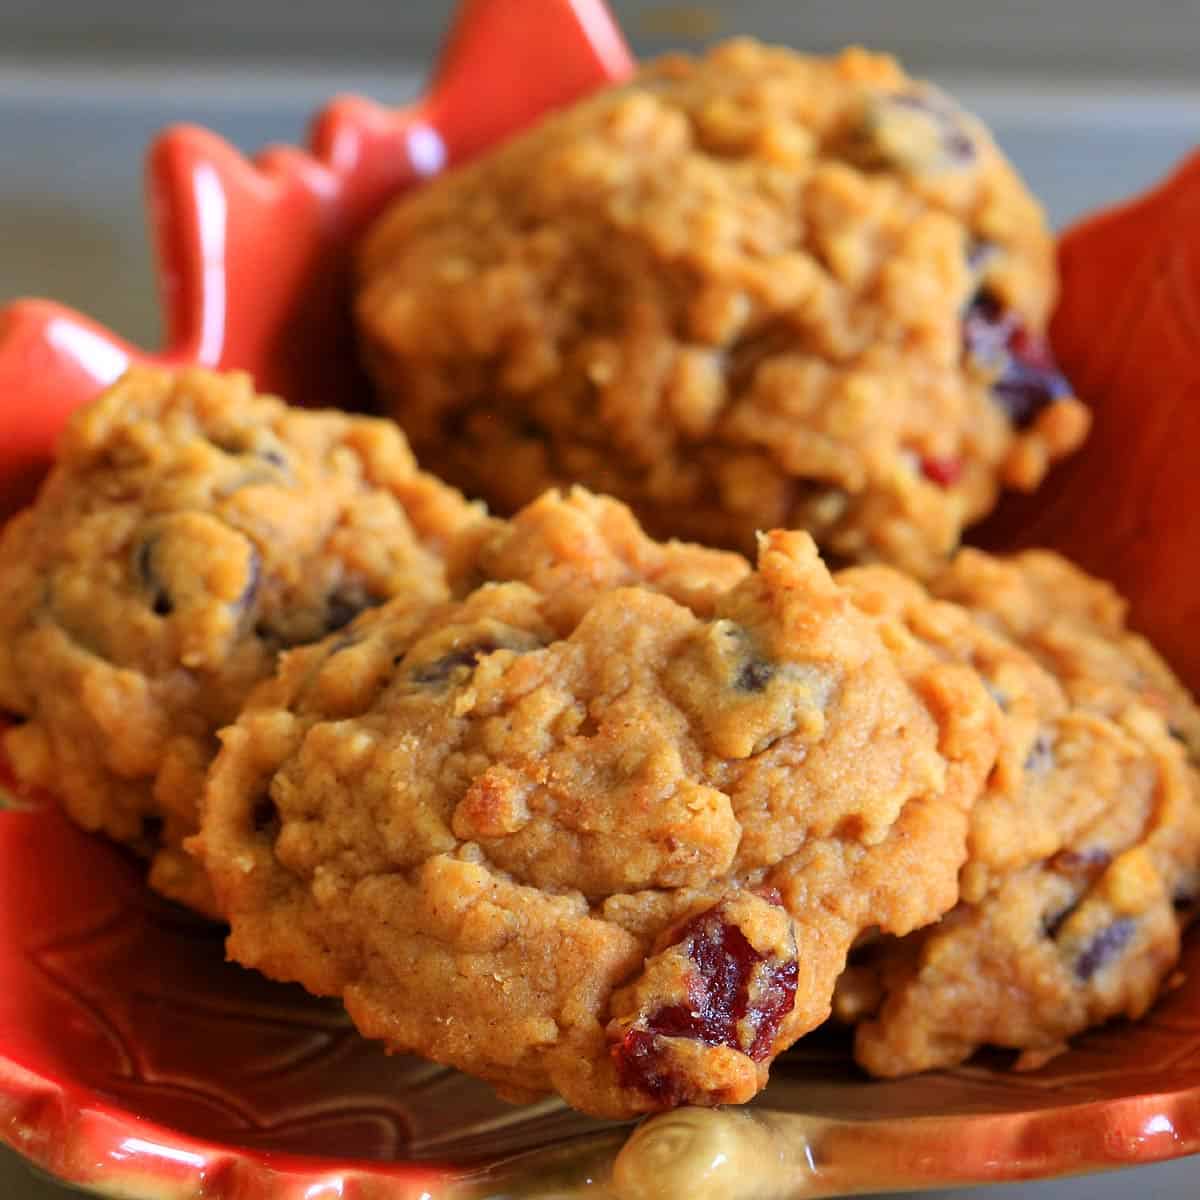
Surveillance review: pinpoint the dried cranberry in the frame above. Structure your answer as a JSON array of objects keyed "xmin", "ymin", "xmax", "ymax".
[
  {"xmin": 920, "ymin": 456, "xmax": 963, "ymax": 487},
  {"xmin": 612, "ymin": 903, "xmax": 798, "ymax": 1101},
  {"xmin": 963, "ymin": 290, "xmax": 1072, "ymax": 427},
  {"xmin": 614, "ymin": 1030, "xmax": 686, "ymax": 1106}
]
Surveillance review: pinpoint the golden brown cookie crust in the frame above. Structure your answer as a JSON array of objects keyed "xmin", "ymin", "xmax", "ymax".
[
  {"xmin": 357, "ymin": 39, "xmax": 1088, "ymax": 576},
  {"xmin": 194, "ymin": 490, "xmax": 997, "ymax": 1117},
  {"xmin": 0, "ymin": 366, "xmax": 480, "ymax": 913}
]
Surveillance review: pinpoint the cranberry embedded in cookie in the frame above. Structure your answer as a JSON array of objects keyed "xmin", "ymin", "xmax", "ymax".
[
  {"xmin": 963, "ymin": 289, "xmax": 1074, "ymax": 427},
  {"xmin": 610, "ymin": 893, "xmax": 799, "ymax": 1107}
]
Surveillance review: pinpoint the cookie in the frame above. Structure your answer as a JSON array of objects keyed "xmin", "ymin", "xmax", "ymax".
[
  {"xmin": 356, "ymin": 39, "xmax": 1088, "ymax": 577},
  {"xmin": 193, "ymin": 490, "xmax": 998, "ymax": 1117},
  {"xmin": 933, "ymin": 549, "xmax": 1200, "ymax": 754},
  {"xmin": 833, "ymin": 552, "xmax": 1200, "ymax": 1074},
  {"xmin": 0, "ymin": 366, "xmax": 479, "ymax": 913},
  {"xmin": 453, "ymin": 484, "xmax": 753, "ymax": 628}
]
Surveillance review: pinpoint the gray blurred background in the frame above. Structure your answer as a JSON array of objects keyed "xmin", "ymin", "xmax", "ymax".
[
  {"xmin": 6, "ymin": 0, "xmax": 1200, "ymax": 77},
  {"xmin": 1, "ymin": 3, "xmax": 1199, "ymax": 1197}
]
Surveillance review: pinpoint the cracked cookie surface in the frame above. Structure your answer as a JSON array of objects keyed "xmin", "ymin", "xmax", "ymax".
[
  {"xmin": 194, "ymin": 490, "xmax": 996, "ymax": 1117},
  {"xmin": 0, "ymin": 366, "xmax": 479, "ymax": 913},
  {"xmin": 357, "ymin": 39, "xmax": 1088, "ymax": 577}
]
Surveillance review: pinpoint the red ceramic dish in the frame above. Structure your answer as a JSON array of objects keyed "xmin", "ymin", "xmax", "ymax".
[{"xmin": 3, "ymin": 2, "xmax": 1200, "ymax": 1196}]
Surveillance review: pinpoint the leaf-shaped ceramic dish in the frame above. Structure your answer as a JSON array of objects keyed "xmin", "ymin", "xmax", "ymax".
[{"xmin": 3, "ymin": 2, "xmax": 1200, "ymax": 1196}]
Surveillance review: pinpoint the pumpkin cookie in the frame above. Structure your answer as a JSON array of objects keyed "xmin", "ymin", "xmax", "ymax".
[
  {"xmin": 834, "ymin": 552, "xmax": 1200, "ymax": 1074},
  {"xmin": 0, "ymin": 366, "xmax": 479, "ymax": 913},
  {"xmin": 194, "ymin": 491, "xmax": 997, "ymax": 1117},
  {"xmin": 357, "ymin": 39, "xmax": 1088, "ymax": 577}
]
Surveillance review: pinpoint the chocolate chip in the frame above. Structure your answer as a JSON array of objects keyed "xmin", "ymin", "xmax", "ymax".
[
  {"xmin": 410, "ymin": 639, "xmax": 500, "ymax": 685},
  {"xmin": 235, "ymin": 547, "xmax": 262, "ymax": 615},
  {"xmin": 252, "ymin": 796, "xmax": 280, "ymax": 838},
  {"xmin": 325, "ymin": 587, "xmax": 384, "ymax": 634},
  {"xmin": 207, "ymin": 433, "xmax": 289, "ymax": 472},
  {"xmin": 133, "ymin": 538, "xmax": 173, "ymax": 617},
  {"xmin": 716, "ymin": 623, "xmax": 776, "ymax": 693},
  {"xmin": 726, "ymin": 320, "xmax": 796, "ymax": 394},
  {"xmin": 1043, "ymin": 899, "xmax": 1080, "ymax": 940},
  {"xmin": 1024, "ymin": 731, "xmax": 1055, "ymax": 774},
  {"xmin": 1172, "ymin": 870, "xmax": 1200, "ymax": 913},
  {"xmin": 258, "ymin": 584, "xmax": 383, "ymax": 648},
  {"xmin": 1075, "ymin": 919, "xmax": 1135, "ymax": 981},
  {"xmin": 735, "ymin": 659, "xmax": 774, "ymax": 693}
]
